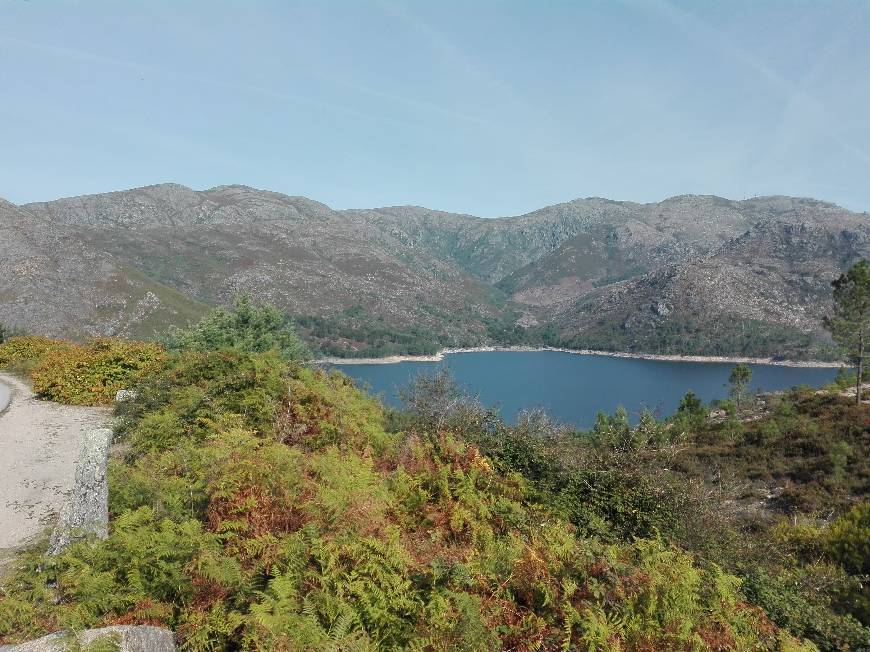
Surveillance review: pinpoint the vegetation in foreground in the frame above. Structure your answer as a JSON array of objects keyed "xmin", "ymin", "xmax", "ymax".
[
  {"xmin": 0, "ymin": 303, "xmax": 866, "ymax": 651},
  {"xmin": 0, "ymin": 336, "xmax": 164, "ymax": 405}
]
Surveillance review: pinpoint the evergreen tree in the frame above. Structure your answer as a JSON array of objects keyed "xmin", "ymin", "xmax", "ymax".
[
  {"xmin": 825, "ymin": 259, "xmax": 870, "ymax": 403},
  {"xmin": 677, "ymin": 390, "xmax": 703, "ymax": 416},
  {"xmin": 728, "ymin": 363, "xmax": 752, "ymax": 412},
  {"xmin": 160, "ymin": 296, "xmax": 310, "ymax": 361},
  {"xmin": 674, "ymin": 390, "xmax": 706, "ymax": 431}
]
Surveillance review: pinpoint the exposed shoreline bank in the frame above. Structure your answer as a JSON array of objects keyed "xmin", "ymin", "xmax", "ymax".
[{"xmin": 318, "ymin": 346, "xmax": 844, "ymax": 368}]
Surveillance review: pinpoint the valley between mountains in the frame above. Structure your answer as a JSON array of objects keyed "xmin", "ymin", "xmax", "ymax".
[{"xmin": 2, "ymin": 184, "xmax": 868, "ymax": 359}]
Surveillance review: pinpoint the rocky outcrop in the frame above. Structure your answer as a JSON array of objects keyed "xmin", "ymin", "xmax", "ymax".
[
  {"xmin": 48, "ymin": 428, "xmax": 112, "ymax": 555},
  {"xmin": 0, "ymin": 625, "xmax": 174, "ymax": 651}
]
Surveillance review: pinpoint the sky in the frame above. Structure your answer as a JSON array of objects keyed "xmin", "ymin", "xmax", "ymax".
[{"xmin": 1, "ymin": 0, "xmax": 869, "ymax": 216}]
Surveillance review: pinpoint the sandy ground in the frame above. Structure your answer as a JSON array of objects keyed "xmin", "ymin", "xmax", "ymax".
[
  {"xmin": 319, "ymin": 346, "xmax": 844, "ymax": 368},
  {"xmin": 0, "ymin": 373, "xmax": 109, "ymax": 558}
]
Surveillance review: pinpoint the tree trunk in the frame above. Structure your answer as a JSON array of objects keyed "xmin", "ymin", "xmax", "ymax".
[{"xmin": 857, "ymin": 328, "xmax": 864, "ymax": 405}]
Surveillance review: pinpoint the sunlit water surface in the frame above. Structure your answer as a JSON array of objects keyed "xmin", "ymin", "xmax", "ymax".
[{"xmin": 332, "ymin": 351, "xmax": 838, "ymax": 428}]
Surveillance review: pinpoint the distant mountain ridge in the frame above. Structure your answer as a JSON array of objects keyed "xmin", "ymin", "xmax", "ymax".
[{"xmin": 3, "ymin": 183, "xmax": 868, "ymax": 358}]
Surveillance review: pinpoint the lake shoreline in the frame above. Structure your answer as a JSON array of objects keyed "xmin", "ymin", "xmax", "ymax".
[{"xmin": 318, "ymin": 346, "xmax": 844, "ymax": 369}]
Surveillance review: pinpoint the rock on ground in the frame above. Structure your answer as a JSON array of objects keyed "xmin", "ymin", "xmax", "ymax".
[
  {"xmin": 0, "ymin": 625, "xmax": 175, "ymax": 651},
  {"xmin": 48, "ymin": 427, "xmax": 113, "ymax": 555},
  {"xmin": 114, "ymin": 389, "xmax": 137, "ymax": 403}
]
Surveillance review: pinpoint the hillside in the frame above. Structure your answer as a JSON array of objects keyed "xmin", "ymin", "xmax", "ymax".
[
  {"xmin": 19, "ymin": 185, "xmax": 509, "ymax": 353},
  {"xmin": 496, "ymin": 195, "xmax": 756, "ymax": 301},
  {"xmin": 548, "ymin": 203, "xmax": 870, "ymax": 359},
  {"xmin": 0, "ymin": 199, "xmax": 207, "ymax": 340},
  {"xmin": 2, "ymin": 184, "xmax": 868, "ymax": 358}
]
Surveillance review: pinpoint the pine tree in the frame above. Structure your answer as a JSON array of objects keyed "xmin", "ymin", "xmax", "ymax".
[
  {"xmin": 825, "ymin": 259, "xmax": 870, "ymax": 404},
  {"xmin": 728, "ymin": 364, "xmax": 752, "ymax": 412}
]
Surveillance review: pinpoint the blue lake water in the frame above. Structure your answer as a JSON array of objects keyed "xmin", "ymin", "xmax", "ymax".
[{"xmin": 333, "ymin": 351, "xmax": 839, "ymax": 429}]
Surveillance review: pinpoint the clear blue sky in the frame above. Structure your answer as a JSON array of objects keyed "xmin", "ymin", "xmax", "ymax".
[{"xmin": 2, "ymin": 0, "xmax": 869, "ymax": 215}]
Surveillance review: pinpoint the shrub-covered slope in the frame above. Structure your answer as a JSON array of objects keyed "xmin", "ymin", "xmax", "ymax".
[{"xmin": 0, "ymin": 337, "xmax": 836, "ymax": 650}]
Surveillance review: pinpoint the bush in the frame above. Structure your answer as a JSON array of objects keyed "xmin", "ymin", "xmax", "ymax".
[
  {"xmin": 672, "ymin": 390, "xmax": 708, "ymax": 433},
  {"xmin": 116, "ymin": 349, "xmax": 292, "ymax": 454},
  {"xmin": 0, "ymin": 336, "xmax": 165, "ymax": 406},
  {"xmin": 0, "ymin": 508, "xmax": 219, "ymax": 639},
  {"xmin": 746, "ymin": 419, "xmax": 781, "ymax": 446},
  {"xmin": 826, "ymin": 501, "xmax": 870, "ymax": 577},
  {"xmin": 833, "ymin": 367, "xmax": 857, "ymax": 391},
  {"xmin": 0, "ymin": 336, "xmax": 77, "ymax": 376},
  {"xmin": 30, "ymin": 339, "xmax": 165, "ymax": 406},
  {"xmin": 160, "ymin": 296, "xmax": 310, "ymax": 361},
  {"xmin": 742, "ymin": 567, "xmax": 868, "ymax": 652}
]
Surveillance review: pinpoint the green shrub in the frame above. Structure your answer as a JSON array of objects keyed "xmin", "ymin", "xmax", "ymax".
[
  {"xmin": 826, "ymin": 502, "xmax": 870, "ymax": 577},
  {"xmin": 672, "ymin": 390, "xmax": 708, "ymax": 433},
  {"xmin": 742, "ymin": 568, "xmax": 868, "ymax": 652},
  {"xmin": 833, "ymin": 367, "xmax": 857, "ymax": 391},
  {"xmin": 117, "ymin": 349, "xmax": 291, "ymax": 454},
  {"xmin": 0, "ymin": 335, "xmax": 77, "ymax": 376},
  {"xmin": 160, "ymin": 296, "xmax": 310, "ymax": 361},
  {"xmin": 0, "ymin": 507, "xmax": 217, "ymax": 639},
  {"xmin": 746, "ymin": 419, "xmax": 781, "ymax": 446},
  {"xmin": 280, "ymin": 368, "xmax": 396, "ymax": 455},
  {"xmin": 30, "ymin": 339, "xmax": 165, "ymax": 405}
]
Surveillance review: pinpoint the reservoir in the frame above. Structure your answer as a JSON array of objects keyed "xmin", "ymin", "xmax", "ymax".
[{"xmin": 333, "ymin": 350, "xmax": 840, "ymax": 428}]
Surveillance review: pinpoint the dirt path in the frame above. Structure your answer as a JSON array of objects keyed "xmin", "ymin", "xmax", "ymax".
[{"xmin": 0, "ymin": 373, "xmax": 110, "ymax": 558}]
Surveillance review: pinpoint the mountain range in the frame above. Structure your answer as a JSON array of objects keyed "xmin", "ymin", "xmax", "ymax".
[{"xmin": 2, "ymin": 184, "xmax": 868, "ymax": 359}]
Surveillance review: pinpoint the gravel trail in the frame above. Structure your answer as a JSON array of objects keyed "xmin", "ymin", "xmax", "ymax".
[{"xmin": 0, "ymin": 373, "xmax": 109, "ymax": 556}]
